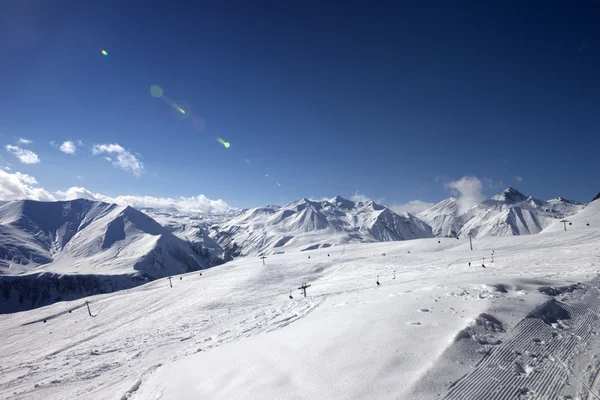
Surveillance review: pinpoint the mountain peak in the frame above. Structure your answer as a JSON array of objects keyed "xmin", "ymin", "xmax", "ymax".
[
  {"xmin": 492, "ymin": 187, "xmax": 528, "ymax": 203},
  {"xmin": 330, "ymin": 196, "xmax": 355, "ymax": 209}
]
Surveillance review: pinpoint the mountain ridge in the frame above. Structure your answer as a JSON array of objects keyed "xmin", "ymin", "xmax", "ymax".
[{"xmin": 418, "ymin": 187, "xmax": 584, "ymax": 238}]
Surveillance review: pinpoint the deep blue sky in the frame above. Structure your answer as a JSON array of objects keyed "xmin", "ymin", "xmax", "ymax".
[{"xmin": 1, "ymin": 0, "xmax": 599, "ymax": 208}]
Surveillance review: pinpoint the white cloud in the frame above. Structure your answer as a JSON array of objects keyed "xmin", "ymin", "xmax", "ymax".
[
  {"xmin": 1, "ymin": 167, "xmax": 231, "ymax": 213},
  {"xmin": 389, "ymin": 200, "xmax": 435, "ymax": 215},
  {"xmin": 350, "ymin": 191, "xmax": 371, "ymax": 203},
  {"xmin": 5, "ymin": 145, "xmax": 41, "ymax": 164},
  {"xmin": 92, "ymin": 143, "xmax": 144, "ymax": 176},
  {"xmin": 445, "ymin": 176, "xmax": 486, "ymax": 214},
  {"xmin": 308, "ymin": 196, "xmax": 332, "ymax": 202},
  {"xmin": 516, "ymin": 176, "xmax": 523, "ymax": 183},
  {"xmin": 55, "ymin": 186, "xmax": 102, "ymax": 201},
  {"xmin": 104, "ymin": 157, "xmax": 112, "ymax": 162},
  {"xmin": 18, "ymin": 138, "xmax": 33, "ymax": 144},
  {"xmin": 0, "ymin": 170, "xmax": 55, "ymax": 201},
  {"xmin": 55, "ymin": 188, "xmax": 231, "ymax": 213},
  {"xmin": 59, "ymin": 141, "xmax": 77, "ymax": 154},
  {"xmin": 109, "ymin": 194, "xmax": 231, "ymax": 213}
]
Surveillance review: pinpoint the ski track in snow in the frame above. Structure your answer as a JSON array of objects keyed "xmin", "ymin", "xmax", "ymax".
[
  {"xmin": 1, "ymin": 203, "xmax": 600, "ymax": 400},
  {"xmin": 445, "ymin": 286, "xmax": 600, "ymax": 399}
]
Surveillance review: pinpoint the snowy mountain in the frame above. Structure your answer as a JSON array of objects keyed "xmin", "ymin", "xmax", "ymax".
[
  {"xmin": 141, "ymin": 207, "xmax": 242, "ymax": 263},
  {"xmin": 0, "ymin": 199, "xmax": 215, "ymax": 311},
  {"xmin": 416, "ymin": 197, "xmax": 460, "ymax": 237},
  {"xmin": 2, "ymin": 198, "xmax": 600, "ymax": 400},
  {"xmin": 419, "ymin": 188, "xmax": 584, "ymax": 238},
  {"xmin": 210, "ymin": 196, "xmax": 432, "ymax": 257}
]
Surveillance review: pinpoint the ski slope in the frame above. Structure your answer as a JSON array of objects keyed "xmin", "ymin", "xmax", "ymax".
[{"xmin": 0, "ymin": 201, "xmax": 599, "ymax": 400}]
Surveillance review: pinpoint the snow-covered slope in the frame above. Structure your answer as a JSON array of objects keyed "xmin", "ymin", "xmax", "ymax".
[
  {"xmin": 542, "ymin": 193, "xmax": 600, "ymax": 233},
  {"xmin": 1, "ymin": 208, "xmax": 600, "ymax": 399},
  {"xmin": 419, "ymin": 188, "xmax": 584, "ymax": 238},
  {"xmin": 0, "ymin": 199, "xmax": 213, "ymax": 311},
  {"xmin": 210, "ymin": 196, "xmax": 432, "ymax": 256}
]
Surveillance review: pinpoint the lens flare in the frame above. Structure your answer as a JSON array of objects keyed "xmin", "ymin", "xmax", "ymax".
[
  {"xmin": 101, "ymin": 50, "xmax": 108, "ymax": 56},
  {"xmin": 245, "ymin": 159, "xmax": 251, "ymax": 165},
  {"xmin": 150, "ymin": 85, "xmax": 163, "ymax": 98},
  {"xmin": 217, "ymin": 137, "xmax": 231, "ymax": 148},
  {"xmin": 162, "ymin": 96, "xmax": 187, "ymax": 115}
]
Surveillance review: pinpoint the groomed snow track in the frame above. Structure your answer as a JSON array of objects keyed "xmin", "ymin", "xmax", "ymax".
[{"xmin": 445, "ymin": 285, "xmax": 600, "ymax": 399}]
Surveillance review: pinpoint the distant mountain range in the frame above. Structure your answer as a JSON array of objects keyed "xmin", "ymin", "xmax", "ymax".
[
  {"xmin": 0, "ymin": 188, "xmax": 591, "ymax": 311},
  {"xmin": 417, "ymin": 187, "xmax": 584, "ymax": 238},
  {"xmin": 208, "ymin": 196, "xmax": 432, "ymax": 257}
]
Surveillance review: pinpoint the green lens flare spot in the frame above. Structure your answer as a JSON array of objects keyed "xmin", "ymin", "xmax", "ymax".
[
  {"xmin": 101, "ymin": 50, "xmax": 108, "ymax": 56},
  {"xmin": 217, "ymin": 137, "xmax": 231, "ymax": 148},
  {"xmin": 150, "ymin": 85, "xmax": 164, "ymax": 98}
]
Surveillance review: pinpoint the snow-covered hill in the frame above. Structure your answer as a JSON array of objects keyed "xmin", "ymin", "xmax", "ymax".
[
  {"xmin": 0, "ymin": 199, "xmax": 214, "ymax": 312},
  {"xmin": 1, "ymin": 198, "xmax": 599, "ymax": 400},
  {"xmin": 419, "ymin": 188, "xmax": 584, "ymax": 238},
  {"xmin": 210, "ymin": 196, "xmax": 433, "ymax": 257}
]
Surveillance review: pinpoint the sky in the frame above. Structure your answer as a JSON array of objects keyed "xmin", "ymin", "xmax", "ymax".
[{"xmin": 0, "ymin": 1, "xmax": 599, "ymax": 212}]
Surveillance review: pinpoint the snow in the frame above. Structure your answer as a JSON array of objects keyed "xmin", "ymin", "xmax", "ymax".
[
  {"xmin": 1, "ymin": 199, "xmax": 599, "ymax": 399},
  {"xmin": 0, "ymin": 200, "xmax": 215, "ymax": 312},
  {"xmin": 212, "ymin": 196, "xmax": 432, "ymax": 257},
  {"xmin": 419, "ymin": 188, "xmax": 584, "ymax": 239},
  {"xmin": 417, "ymin": 197, "xmax": 459, "ymax": 237}
]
